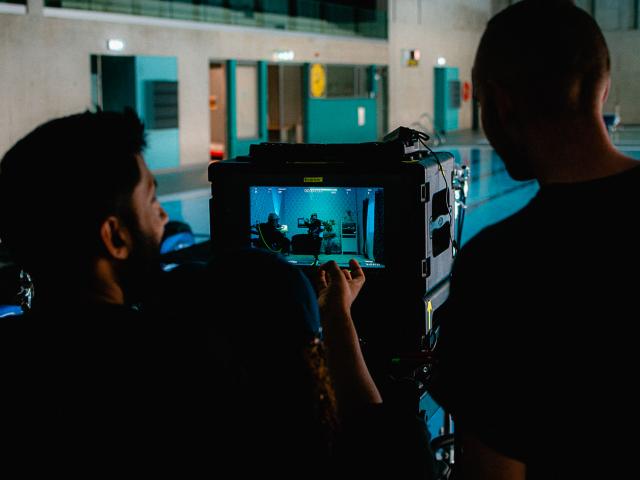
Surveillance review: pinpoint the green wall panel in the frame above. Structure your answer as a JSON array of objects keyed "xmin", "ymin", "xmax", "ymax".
[
  {"xmin": 434, "ymin": 66, "xmax": 459, "ymax": 133},
  {"xmin": 306, "ymin": 98, "xmax": 377, "ymax": 143},
  {"xmin": 135, "ymin": 56, "xmax": 179, "ymax": 170}
]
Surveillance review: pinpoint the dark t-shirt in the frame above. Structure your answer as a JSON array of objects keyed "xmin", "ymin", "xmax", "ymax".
[
  {"xmin": 1, "ymin": 297, "xmax": 210, "ymax": 475},
  {"xmin": 308, "ymin": 218, "xmax": 324, "ymax": 238},
  {"xmin": 429, "ymin": 165, "xmax": 640, "ymax": 477},
  {"xmin": 335, "ymin": 404, "xmax": 437, "ymax": 478}
]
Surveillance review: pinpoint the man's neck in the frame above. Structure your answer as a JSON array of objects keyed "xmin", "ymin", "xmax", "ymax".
[
  {"xmin": 92, "ymin": 257, "xmax": 126, "ymax": 304},
  {"xmin": 524, "ymin": 116, "xmax": 637, "ymax": 186},
  {"xmin": 33, "ymin": 259, "xmax": 125, "ymax": 309}
]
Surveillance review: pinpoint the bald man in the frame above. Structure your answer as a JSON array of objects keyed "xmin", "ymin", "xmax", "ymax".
[{"xmin": 429, "ymin": 2, "xmax": 639, "ymax": 479}]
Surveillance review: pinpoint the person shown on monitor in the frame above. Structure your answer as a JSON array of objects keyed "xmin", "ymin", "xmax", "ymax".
[
  {"xmin": 304, "ymin": 213, "xmax": 324, "ymax": 266},
  {"xmin": 254, "ymin": 213, "xmax": 290, "ymax": 255}
]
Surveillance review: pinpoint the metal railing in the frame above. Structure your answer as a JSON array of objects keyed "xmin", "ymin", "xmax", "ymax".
[{"xmin": 44, "ymin": 0, "xmax": 388, "ymax": 39}]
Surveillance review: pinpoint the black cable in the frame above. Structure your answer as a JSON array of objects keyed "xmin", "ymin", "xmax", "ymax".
[{"xmin": 256, "ymin": 224, "xmax": 282, "ymax": 253}]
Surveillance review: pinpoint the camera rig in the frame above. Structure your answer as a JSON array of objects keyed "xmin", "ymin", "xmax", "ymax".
[{"xmin": 208, "ymin": 127, "xmax": 468, "ymax": 381}]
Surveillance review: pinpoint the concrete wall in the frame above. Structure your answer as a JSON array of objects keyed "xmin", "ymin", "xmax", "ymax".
[
  {"xmin": 1, "ymin": 1, "xmax": 492, "ymax": 169},
  {"xmin": 3, "ymin": 0, "xmax": 637, "ymax": 173},
  {"xmin": 0, "ymin": 8, "xmax": 388, "ymax": 169},
  {"xmin": 387, "ymin": 0, "xmax": 492, "ymax": 134}
]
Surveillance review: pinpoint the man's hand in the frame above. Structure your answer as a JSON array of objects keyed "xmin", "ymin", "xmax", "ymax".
[{"xmin": 315, "ymin": 259, "xmax": 365, "ymax": 316}]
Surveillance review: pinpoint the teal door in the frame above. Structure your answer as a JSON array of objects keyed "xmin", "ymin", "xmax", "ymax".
[
  {"xmin": 92, "ymin": 55, "xmax": 180, "ymax": 170},
  {"xmin": 135, "ymin": 56, "xmax": 180, "ymax": 170},
  {"xmin": 434, "ymin": 66, "xmax": 460, "ymax": 133},
  {"xmin": 303, "ymin": 63, "xmax": 378, "ymax": 143}
]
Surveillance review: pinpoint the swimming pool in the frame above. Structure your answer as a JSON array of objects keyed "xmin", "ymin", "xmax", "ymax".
[
  {"xmin": 160, "ymin": 146, "xmax": 640, "ymax": 247},
  {"xmin": 158, "ymin": 148, "xmax": 597, "ymax": 247}
]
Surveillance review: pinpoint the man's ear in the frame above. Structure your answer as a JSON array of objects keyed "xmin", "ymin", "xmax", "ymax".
[
  {"xmin": 100, "ymin": 216, "xmax": 132, "ymax": 260},
  {"xmin": 486, "ymin": 80, "xmax": 515, "ymax": 126},
  {"xmin": 602, "ymin": 76, "xmax": 611, "ymax": 105}
]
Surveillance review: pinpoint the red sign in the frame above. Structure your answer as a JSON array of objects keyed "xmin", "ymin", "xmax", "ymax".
[{"xmin": 462, "ymin": 81, "xmax": 472, "ymax": 102}]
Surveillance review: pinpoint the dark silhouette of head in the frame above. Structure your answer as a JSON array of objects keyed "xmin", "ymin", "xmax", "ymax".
[
  {"xmin": 0, "ymin": 109, "xmax": 168, "ymax": 305},
  {"xmin": 207, "ymin": 249, "xmax": 337, "ymax": 477},
  {"xmin": 473, "ymin": 0, "xmax": 611, "ymax": 180},
  {"xmin": 267, "ymin": 212, "xmax": 279, "ymax": 226}
]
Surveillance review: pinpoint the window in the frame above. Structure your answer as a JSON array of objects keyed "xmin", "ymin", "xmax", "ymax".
[
  {"xmin": 594, "ymin": 0, "xmax": 637, "ymax": 30},
  {"xmin": 326, "ymin": 65, "xmax": 369, "ymax": 98}
]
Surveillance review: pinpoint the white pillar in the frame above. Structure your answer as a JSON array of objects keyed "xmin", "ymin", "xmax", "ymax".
[{"xmin": 27, "ymin": 0, "xmax": 44, "ymax": 16}]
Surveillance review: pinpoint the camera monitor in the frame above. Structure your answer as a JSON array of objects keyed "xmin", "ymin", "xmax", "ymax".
[
  {"xmin": 249, "ymin": 185, "xmax": 384, "ymax": 269},
  {"xmin": 209, "ymin": 137, "xmax": 456, "ymax": 360}
]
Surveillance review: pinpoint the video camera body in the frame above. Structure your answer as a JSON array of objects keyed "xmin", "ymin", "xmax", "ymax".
[{"xmin": 208, "ymin": 128, "xmax": 455, "ymax": 365}]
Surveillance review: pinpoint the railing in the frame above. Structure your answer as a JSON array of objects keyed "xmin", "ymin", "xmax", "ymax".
[{"xmin": 43, "ymin": 0, "xmax": 388, "ymax": 39}]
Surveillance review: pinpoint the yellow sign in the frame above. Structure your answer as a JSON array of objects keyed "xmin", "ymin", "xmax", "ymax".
[
  {"xmin": 427, "ymin": 300, "xmax": 433, "ymax": 332},
  {"xmin": 304, "ymin": 177, "xmax": 324, "ymax": 183},
  {"xmin": 310, "ymin": 64, "xmax": 326, "ymax": 98}
]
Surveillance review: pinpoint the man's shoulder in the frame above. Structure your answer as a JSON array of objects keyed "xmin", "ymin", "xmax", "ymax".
[{"xmin": 457, "ymin": 203, "xmax": 538, "ymax": 262}]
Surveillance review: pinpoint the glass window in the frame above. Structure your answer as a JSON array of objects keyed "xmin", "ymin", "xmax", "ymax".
[
  {"xmin": 574, "ymin": 0, "xmax": 593, "ymax": 14},
  {"xmin": 618, "ymin": 0, "xmax": 638, "ymax": 29},
  {"xmin": 236, "ymin": 64, "xmax": 259, "ymax": 139},
  {"xmin": 595, "ymin": 0, "xmax": 637, "ymax": 30},
  {"xmin": 326, "ymin": 65, "xmax": 369, "ymax": 98}
]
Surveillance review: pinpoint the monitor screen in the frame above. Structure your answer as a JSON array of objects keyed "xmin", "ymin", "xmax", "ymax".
[{"xmin": 249, "ymin": 186, "xmax": 384, "ymax": 268}]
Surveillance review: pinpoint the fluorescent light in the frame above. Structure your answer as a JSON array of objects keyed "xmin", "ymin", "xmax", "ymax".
[
  {"xmin": 272, "ymin": 50, "xmax": 295, "ymax": 61},
  {"xmin": 107, "ymin": 39, "xmax": 125, "ymax": 52},
  {"xmin": 437, "ymin": 56, "xmax": 447, "ymax": 66}
]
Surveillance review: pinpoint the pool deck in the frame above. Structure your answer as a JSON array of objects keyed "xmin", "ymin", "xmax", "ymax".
[
  {"xmin": 155, "ymin": 125, "xmax": 640, "ymax": 196},
  {"xmin": 155, "ymin": 126, "xmax": 640, "ymax": 244}
]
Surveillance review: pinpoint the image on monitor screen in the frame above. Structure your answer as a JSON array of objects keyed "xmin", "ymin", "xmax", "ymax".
[{"xmin": 249, "ymin": 186, "xmax": 384, "ymax": 268}]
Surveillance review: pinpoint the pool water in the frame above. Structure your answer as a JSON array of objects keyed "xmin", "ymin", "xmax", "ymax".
[{"xmin": 160, "ymin": 147, "xmax": 640, "ymax": 248}]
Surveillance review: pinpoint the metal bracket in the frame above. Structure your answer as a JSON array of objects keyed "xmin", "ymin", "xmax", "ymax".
[
  {"xmin": 420, "ymin": 182, "xmax": 430, "ymax": 203},
  {"xmin": 429, "ymin": 214, "xmax": 449, "ymax": 237},
  {"xmin": 421, "ymin": 258, "xmax": 431, "ymax": 278}
]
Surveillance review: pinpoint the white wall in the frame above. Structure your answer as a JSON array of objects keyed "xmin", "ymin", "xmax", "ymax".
[
  {"xmin": 0, "ymin": 9, "xmax": 388, "ymax": 168},
  {"xmin": 387, "ymin": 0, "xmax": 492, "ymax": 133},
  {"xmin": 1, "ymin": 0, "xmax": 506, "ymax": 167},
  {"xmin": 3, "ymin": 0, "xmax": 636, "ymax": 171}
]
